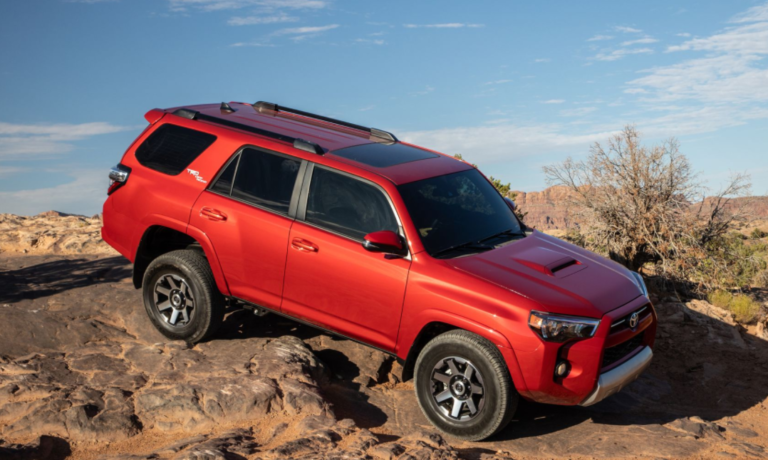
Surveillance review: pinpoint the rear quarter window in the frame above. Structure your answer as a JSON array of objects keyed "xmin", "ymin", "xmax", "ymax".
[{"xmin": 135, "ymin": 124, "xmax": 217, "ymax": 175}]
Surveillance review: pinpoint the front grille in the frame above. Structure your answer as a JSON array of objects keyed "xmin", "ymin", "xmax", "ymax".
[{"xmin": 602, "ymin": 334, "xmax": 644, "ymax": 370}]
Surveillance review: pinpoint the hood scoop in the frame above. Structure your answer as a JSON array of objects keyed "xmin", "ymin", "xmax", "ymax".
[{"xmin": 511, "ymin": 247, "xmax": 586, "ymax": 278}]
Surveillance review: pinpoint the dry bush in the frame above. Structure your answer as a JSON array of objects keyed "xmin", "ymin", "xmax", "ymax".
[{"xmin": 543, "ymin": 125, "xmax": 758, "ymax": 295}]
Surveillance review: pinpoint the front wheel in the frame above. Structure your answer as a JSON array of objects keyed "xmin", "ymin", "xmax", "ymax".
[
  {"xmin": 414, "ymin": 330, "xmax": 518, "ymax": 441},
  {"xmin": 142, "ymin": 250, "xmax": 224, "ymax": 343}
]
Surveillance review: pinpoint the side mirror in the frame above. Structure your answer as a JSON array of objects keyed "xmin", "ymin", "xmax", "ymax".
[
  {"xmin": 504, "ymin": 197, "xmax": 517, "ymax": 211},
  {"xmin": 362, "ymin": 230, "xmax": 407, "ymax": 256}
]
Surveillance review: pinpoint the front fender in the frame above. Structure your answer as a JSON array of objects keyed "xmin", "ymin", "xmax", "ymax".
[{"xmin": 396, "ymin": 309, "xmax": 529, "ymax": 395}]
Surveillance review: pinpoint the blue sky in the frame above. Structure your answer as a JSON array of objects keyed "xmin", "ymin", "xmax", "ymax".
[{"xmin": 1, "ymin": 0, "xmax": 767, "ymax": 215}]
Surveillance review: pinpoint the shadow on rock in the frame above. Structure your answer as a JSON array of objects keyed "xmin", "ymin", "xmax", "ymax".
[
  {"xmin": 0, "ymin": 255, "xmax": 131, "ymax": 303},
  {"xmin": 0, "ymin": 435, "xmax": 71, "ymax": 460}
]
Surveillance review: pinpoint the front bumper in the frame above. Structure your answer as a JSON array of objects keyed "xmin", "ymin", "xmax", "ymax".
[{"xmin": 580, "ymin": 346, "xmax": 653, "ymax": 406}]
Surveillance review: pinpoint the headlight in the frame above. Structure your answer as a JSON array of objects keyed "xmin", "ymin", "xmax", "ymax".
[
  {"xmin": 631, "ymin": 271, "xmax": 648, "ymax": 297},
  {"xmin": 528, "ymin": 311, "xmax": 600, "ymax": 343}
]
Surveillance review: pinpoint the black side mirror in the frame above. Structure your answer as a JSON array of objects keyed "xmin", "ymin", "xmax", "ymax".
[
  {"xmin": 504, "ymin": 197, "xmax": 517, "ymax": 211},
  {"xmin": 362, "ymin": 231, "xmax": 407, "ymax": 256}
]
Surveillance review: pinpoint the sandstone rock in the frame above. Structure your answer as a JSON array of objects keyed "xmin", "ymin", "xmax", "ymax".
[{"xmin": 667, "ymin": 416, "xmax": 725, "ymax": 440}]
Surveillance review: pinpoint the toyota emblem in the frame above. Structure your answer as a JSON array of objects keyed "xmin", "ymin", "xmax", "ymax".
[{"xmin": 629, "ymin": 312, "xmax": 640, "ymax": 329}]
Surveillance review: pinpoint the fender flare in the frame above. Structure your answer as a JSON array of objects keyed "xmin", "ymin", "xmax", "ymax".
[
  {"xmin": 185, "ymin": 225, "xmax": 231, "ymax": 296},
  {"xmin": 397, "ymin": 309, "xmax": 528, "ymax": 392},
  {"xmin": 132, "ymin": 216, "xmax": 231, "ymax": 296}
]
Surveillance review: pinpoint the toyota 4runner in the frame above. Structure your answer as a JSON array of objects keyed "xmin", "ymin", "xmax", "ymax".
[{"xmin": 102, "ymin": 101, "xmax": 657, "ymax": 441}]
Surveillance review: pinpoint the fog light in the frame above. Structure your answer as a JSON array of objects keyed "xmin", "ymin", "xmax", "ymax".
[{"xmin": 555, "ymin": 361, "xmax": 569, "ymax": 377}]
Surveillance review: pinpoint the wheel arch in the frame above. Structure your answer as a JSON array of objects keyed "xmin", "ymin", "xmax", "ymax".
[
  {"xmin": 133, "ymin": 224, "xmax": 230, "ymax": 296},
  {"xmin": 398, "ymin": 311, "xmax": 523, "ymax": 385}
]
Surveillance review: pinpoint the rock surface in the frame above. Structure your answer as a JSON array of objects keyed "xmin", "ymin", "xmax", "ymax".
[
  {"xmin": 1, "ymin": 250, "xmax": 768, "ymax": 459},
  {"xmin": 0, "ymin": 212, "xmax": 115, "ymax": 255}
]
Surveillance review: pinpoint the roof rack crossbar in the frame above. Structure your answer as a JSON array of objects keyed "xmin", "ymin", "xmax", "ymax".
[
  {"xmin": 172, "ymin": 108, "xmax": 325, "ymax": 155},
  {"xmin": 253, "ymin": 101, "xmax": 397, "ymax": 143}
]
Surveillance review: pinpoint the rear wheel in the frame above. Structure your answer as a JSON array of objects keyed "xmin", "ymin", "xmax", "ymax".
[
  {"xmin": 414, "ymin": 330, "xmax": 518, "ymax": 441},
  {"xmin": 142, "ymin": 250, "xmax": 224, "ymax": 343}
]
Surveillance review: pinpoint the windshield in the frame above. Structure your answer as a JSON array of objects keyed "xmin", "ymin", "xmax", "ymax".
[{"xmin": 398, "ymin": 169, "xmax": 524, "ymax": 257}]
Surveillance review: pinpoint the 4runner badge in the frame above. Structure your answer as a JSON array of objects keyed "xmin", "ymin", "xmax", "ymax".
[{"xmin": 187, "ymin": 169, "xmax": 208, "ymax": 184}]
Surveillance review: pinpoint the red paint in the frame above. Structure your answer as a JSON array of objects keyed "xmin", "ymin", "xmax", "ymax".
[{"xmin": 102, "ymin": 102, "xmax": 657, "ymax": 406}]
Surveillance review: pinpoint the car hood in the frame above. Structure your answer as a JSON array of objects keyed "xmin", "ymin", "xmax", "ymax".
[{"xmin": 446, "ymin": 230, "xmax": 643, "ymax": 318}]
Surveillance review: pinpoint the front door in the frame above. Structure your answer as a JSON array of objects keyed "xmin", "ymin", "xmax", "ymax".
[{"xmin": 281, "ymin": 165, "xmax": 411, "ymax": 351}]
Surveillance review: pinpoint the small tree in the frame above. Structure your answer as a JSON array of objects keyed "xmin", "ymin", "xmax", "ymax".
[{"xmin": 543, "ymin": 125, "xmax": 753, "ymax": 293}]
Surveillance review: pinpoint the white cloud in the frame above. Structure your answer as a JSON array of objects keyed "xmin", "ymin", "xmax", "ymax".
[
  {"xmin": 560, "ymin": 107, "xmax": 597, "ymax": 117},
  {"xmin": 587, "ymin": 34, "xmax": 614, "ymax": 41},
  {"xmin": 0, "ymin": 121, "xmax": 134, "ymax": 158},
  {"xmin": 168, "ymin": 0, "xmax": 327, "ymax": 12},
  {"xmin": 355, "ymin": 38, "xmax": 386, "ymax": 45},
  {"xmin": 483, "ymin": 79, "xmax": 512, "ymax": 85},
  {"xmin": 614, "ymin": 26, "xmax": 642, "ymax": 33},
  {"xmin": 542, "ymin": 99, "xmax": 565, "ymax": 104},
  {"xmin": 666, "ymin": 21, "xmax": 768, "ymax": 54},
  {"xmin": 274, "ymin": 24, "xmax": 338, "ymax": 35},
  {"xmin": 621, "ymin": 37, "xmax": 658, "ymax": 46},
  {"xmin": 401, "ymin": 123, "xmax": 617, "ymax": 163},
  {"xmin": 676, "ymin": 32, "xmax": 691, "ymax": 37},
  {"xmin": 729, "ymin": 3, "xmax": 768, "ymax": 23},
  {"xmin": 403, "ymin": 23, "xmax": 484, "ymax": 29},
  {"xmin": 534, "ymin": 58, "xmax": 551, "ymax": 63},
  {"xmin": 628, "ymin": 7, "xmax": 768, "ymax": 104},
  {"xmin": 0, "ymin": 169, "xmax": 108, "ymax": 216},
  {"xmin": 593, "ymin": 47, "xmax": 653, "ymax": 61},
  {"xmin": 411, "ymin": 85, "xmax": 435, "ymax": 96},
  {"xmin": 228, "ymin": 13, "xmax": 298, "ymax": 25}
]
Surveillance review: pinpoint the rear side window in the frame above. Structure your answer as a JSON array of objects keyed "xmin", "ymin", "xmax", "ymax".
[
  {"xmin": 306, "ymin": 167, "xmax": 398, "ymax": 240},
  {"xmin": 135, "ymin": 124, "xmax": 217, "ymax": 175},
  {"xmin": 210, "ymin": 157, "xmax": 237, "ymax": 195},
  {"xmin": 229, "ymin": 148, "xmax": 301, "ymax": 214}
]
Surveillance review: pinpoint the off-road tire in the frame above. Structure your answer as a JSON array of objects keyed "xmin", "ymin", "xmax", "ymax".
[
  {"xmin": 414, "ymin": 329, "xmax": 518, "ymax": 441},
  {"xmin": 142, "ymin": 249, "xmax": 224, "ymax": 343}
]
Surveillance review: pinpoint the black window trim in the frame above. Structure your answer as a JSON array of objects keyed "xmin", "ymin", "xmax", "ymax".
[
  {"xmin": 206, "ymin": 144, "xmax": 307, "ymax": 220},
  {"xmin": 296, "ymin": 163, "xmax": 409, "ymax": 256}
]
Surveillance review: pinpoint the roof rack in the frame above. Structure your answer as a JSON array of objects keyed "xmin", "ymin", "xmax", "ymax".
[
  {"xmin": 253, "ymin": 101, "xmax": 398, "ymax": 143},
  {"xmin": 173, "ymin": 108, "xmax": 325, "ymax": 155}
]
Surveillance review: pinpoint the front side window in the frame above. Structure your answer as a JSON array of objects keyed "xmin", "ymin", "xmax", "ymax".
[
  {"xmin": 398, "ymin": 169, "xmax": 523, "ymax": 257},
  {"xmin": 135, "ymin": 124, "xmax": 217, "ymax": 175},
  {"xmin": 221, "ymin": 148, "xmax": 301, "ymax": 214},
  {"xmin": 306, "ymin": 167, "xmax": 398, "ymax": 240}
]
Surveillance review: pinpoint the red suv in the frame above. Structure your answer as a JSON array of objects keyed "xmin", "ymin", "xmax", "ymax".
[{"xmin": 102, "ymin": 101, "xmax": 656, "ymax": 441}]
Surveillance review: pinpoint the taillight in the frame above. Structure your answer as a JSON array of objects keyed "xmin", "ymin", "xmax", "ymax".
[{"xmin": 108, "ymin": 164, "xmax": 131, "ymax": 195}]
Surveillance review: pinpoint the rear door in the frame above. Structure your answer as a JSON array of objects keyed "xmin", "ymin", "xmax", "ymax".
[
  {"xmin": 281, "ymin": 164, "xmax": 412, "ymax": 351},
  {"xmin": 190, "ymin": 146, "xmax": 305, "ymax": 310}
]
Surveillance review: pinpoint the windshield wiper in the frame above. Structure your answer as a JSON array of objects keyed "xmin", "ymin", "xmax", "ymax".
[
  {"xmin": 432, "ymin": 241, "xmax": 495, "ymax": 258},
  {"xmin": 477, "ymin": 228, "xmax": 527, "ymax": 244}
]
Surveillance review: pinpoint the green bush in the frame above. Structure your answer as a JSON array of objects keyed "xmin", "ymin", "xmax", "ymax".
[
  {"xmin": 708, "ymin": 290, "xmax": 732, "ymax": 309},
  {"xmin": 707, "ymin": 290, "xmax": 761, "ymax": 324},
  {"xmin": 729, "ymin": 294, "xmax": 761, "ymax": 324},
  {"xmin": 751, "ymin": 228, "xmax": 768, "ymax": 239}
]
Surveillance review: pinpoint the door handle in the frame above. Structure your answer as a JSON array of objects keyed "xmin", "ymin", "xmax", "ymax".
[
  {"xmin": 200, "ymin": 207, "xmax": 227, "ymax": 222},
  {"xmin": 291, "ymin": 238, "xmax": 318, "ymax": 253}
]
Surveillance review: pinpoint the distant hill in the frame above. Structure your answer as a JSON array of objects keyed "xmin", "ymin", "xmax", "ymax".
[{"xmin": 513, "ymin": 187, "xmax": 768, "ymax": 232}]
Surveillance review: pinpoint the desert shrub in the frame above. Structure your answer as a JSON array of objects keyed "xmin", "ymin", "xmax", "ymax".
[
  {"xmin": 751, "ymin": 228, "xmax": 768, "ymax": 239},
  {"xmin": 543, "ymin": 125, "xmax": 756, "ymax": 295},
  {"xmin": 708, "ymin": 290, "xmax": 732, "ymax": 309},
  {"xmin": 754, "ymin": 270, "xmax": 768, "ymax": 288},
  {"xmin": 729, "ymin": 294, "xmax": 761, "ymax": 324},
  {"xmin": 707, "ymin": 290, "xmax": 761, "ymax": 323}
]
